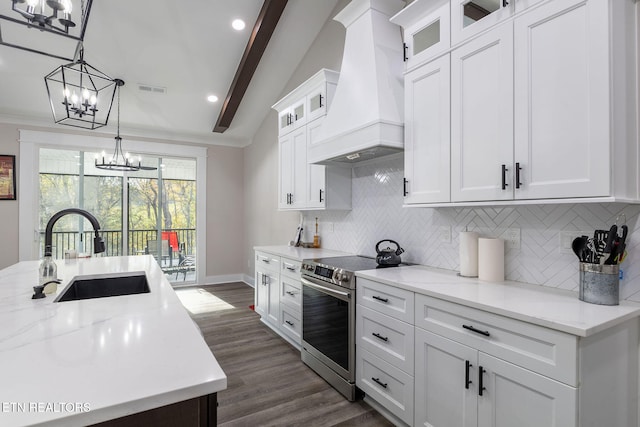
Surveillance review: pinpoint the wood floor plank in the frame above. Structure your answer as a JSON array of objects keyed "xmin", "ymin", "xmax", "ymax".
[{"xmin": 177, "ymin": 283, "xmax": 393, "ymax": 427}]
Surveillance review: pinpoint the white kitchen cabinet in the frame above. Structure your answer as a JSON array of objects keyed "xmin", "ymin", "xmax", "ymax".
[
  {"xmin": 397, "ymin": 0, "xmax": 639, "ymax": 206},
  {"xmin": 278, "ymin": 127, "xmax": 307, "ymax": 209},
  {"xmin": 254, "ymin": 251, "xmax": 280, "ymax": 325},
  {"xmin": 390, "ymin": 0, "xmax": 450, "ymax": 70},
  {"xmin": 278, "ymin": 98, "xmax": 306, "ymax": 136},
  {"xmin": 451, "ymin": 0, "xmax": 511, "ymax": 45},
  {"xmin": 403, "ymin": 54, "xmax": 451, "ymax": 204},
  {"xmin": 451, "ymin": 22, "xmax": 514, "ymax": 202},
  {"xmin": 512, "ymin": 0, "xmax": 610, "ymax": 199},
  {"xmin": 274, "ymin": 69, "xmax": 351, "ymax": 211},
  {"xmin": 306, "ymin": 117, "xmax": 352, "ymax": 210},
  {"xmin": 356, "ymin": 278, "xmax": 415, "ymax": 425}
]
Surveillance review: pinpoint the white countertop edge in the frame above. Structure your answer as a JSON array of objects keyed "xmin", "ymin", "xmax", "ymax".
[
  {"xmin": 253, "ymin": 245, "xmax": 354, "ymax": 261},
  {"xmin": 355, "ymin": 266, "xmax": 640, "ymax": 338}
]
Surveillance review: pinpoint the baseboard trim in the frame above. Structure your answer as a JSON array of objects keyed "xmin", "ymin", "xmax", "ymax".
[{"xmin": 202, "ymin": 274, "xmax": 246, "ymax": 285}]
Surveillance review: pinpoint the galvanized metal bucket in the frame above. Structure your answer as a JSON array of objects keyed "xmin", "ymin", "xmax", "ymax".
[{"xmin": 579, "ymin": 263, "xmax": 619, "ymax": 305}]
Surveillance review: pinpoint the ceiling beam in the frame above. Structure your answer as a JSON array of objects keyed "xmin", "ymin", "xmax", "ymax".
[{"xmin": 213, "ymin": 0, "xmax": 288, "ymax": 133}]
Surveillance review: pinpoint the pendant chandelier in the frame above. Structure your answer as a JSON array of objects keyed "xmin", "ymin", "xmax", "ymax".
[
  {"xmin": 0, "ymin": 0, "xmax": 93, "ymax": 61},
  {"xmin": 44, "ymin": 47, "xmax": 118, "ymax": 130},
  {"xmin": 95, "ymin": 79, "xmax": 156, "ymax": 172}
]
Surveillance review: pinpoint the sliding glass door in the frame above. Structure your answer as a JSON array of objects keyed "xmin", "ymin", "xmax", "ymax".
[{"xmin": 38, "ymin": 148, "xmax": 197, "ymax": 283}]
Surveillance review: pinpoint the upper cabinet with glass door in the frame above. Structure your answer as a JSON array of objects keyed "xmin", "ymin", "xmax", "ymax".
[
  {"xmin": 391, "ymin": 0, "xmax": 450, "ymax": 70},
  {"xmin": 278, "ymin": 98, "xmax": 306, "ymax": 136},
  {"xmin": 451, "ymin": 0, "xmax": 545, "ymax": 45}
]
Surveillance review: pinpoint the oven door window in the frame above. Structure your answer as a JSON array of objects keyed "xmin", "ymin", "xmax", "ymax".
[{"xmin": 302, "ymin": 284, "xmax": 349, "ymax": 371}]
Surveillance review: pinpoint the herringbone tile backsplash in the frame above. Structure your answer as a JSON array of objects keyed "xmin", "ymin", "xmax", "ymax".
[{"xmin": 302, "ymin": 156, "xmax": 640, "ymax": 302}]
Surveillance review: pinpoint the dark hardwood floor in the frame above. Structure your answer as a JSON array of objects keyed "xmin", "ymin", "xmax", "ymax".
[{"xmin": 176, "ymin": 282, "xmax": 393, "ymax": 427}]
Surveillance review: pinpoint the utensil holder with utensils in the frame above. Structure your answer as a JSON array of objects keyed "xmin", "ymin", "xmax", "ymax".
[
  {"xmin": 579, "ymin": 263, "xmax": 619, "ymax": 305},
  {"xmin": 573, "ymin": 217, "xmax": 628, "ymax": 305}
]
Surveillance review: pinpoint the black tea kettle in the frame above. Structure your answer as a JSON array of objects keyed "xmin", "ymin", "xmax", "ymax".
[{"xmin": 375, "ymin": 239, "xmax": 405, "ymax": 267}]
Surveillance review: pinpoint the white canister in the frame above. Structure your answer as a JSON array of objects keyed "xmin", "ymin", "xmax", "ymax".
[
  {"xmin": 459, "ymin": 231, "xmax": 479, "ymax": 277},
  {"xmin": 478, "ymin": 238, "xmax": 505, "ymax": 282}
]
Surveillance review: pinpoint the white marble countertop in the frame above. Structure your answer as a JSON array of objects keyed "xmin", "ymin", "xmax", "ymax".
[
  {"xmin": 253, "ymin": 245, "xmax": 353, "ymax": 261},
  {"xmin": 0, "ymin": 256, "xmax": 226, "ymax": 427},
  {"xmin": 356, "ymin": 265, "xmax": 640, "ymax": 337}
]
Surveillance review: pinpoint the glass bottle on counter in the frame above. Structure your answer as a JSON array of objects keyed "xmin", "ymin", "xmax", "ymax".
[{"xmin": 39, "ymin": 256, "xmax": 58, "ymax": 286}]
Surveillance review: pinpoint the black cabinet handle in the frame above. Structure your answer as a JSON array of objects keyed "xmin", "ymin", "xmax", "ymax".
[
  {"xmin": 285, "ymin": 320, "xmax": 294, "ymax": 326},
  {"xmin": 501, "ymin": 165, "xmax": 508, "ymax": 190},
  {"xmin": 372, "ymin": 295, "xmax": 389, "ymax": 303},
  {"xmin": 372, "ymin": 332, "xmax": 389, "ymax": 342},
  {"xmin": 261, "ymin": 258, "xmax": 270, "ymax": 264},
  {"xmin": 319, "ymin": 189, "xmax": 324, "ymax": 203},
  {"xmin": 465, "ymin": 360, "xmax": 473, "ymax": 389},
  {"xmin": 515, "ymin": 162, "xmax": 522, "ymax": 189},
  {"xmin": 286, "ymin": 291, "xmax": 296, "ymax": 296},
  {"xmin": 479, "ymin": 366, "xmax": 486, "ymax": 396},
  {"xmin": 462, "ymin": 324, "xmax": 490, "ymax": 337},
  {"xmin": 319, "ymin": 94, "xmax": 324, "ymax": 108},
  {"xmin": 403, "ymin": 178, "xmax": 408, "ymax": 196},
  {"xmin": 403, "ymin": 42, "xmax": 408, "ymax": 62},
  {"xmin": 372, "ymin": 377, "xmax": 388, "ymax": 389},
  {"xmin": 290, "ymin": 193, "xmax": 294, "ymax": 204},
  {"xmin": 502, "ymin": 0, "xmax": 509, "ymax": 7}
]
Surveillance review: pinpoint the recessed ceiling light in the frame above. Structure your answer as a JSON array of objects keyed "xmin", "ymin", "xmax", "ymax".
[
  {"xmin": 207, "ymin": 95, "xmax": 219, "ymax": 103},
  {"xmin": 232, "ymin": 19, "xmax": 246, "ymax": 31}
]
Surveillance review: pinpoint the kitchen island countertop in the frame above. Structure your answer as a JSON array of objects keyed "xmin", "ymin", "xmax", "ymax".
[
  {"xmin": 0, "ymin": 255, "xmax": 226, "ymax": 427},
  {"xmin": 356, "ymin": 265, "xmax": 640, "ymax": 337}
]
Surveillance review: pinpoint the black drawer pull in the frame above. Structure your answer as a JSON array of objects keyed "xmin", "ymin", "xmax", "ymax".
[
  {"xmin": 479, "ymin": 366, "xmax": 486, "ymax": 396},
  {"xmin": 372, "ymin": 295, "xmax": 389, "ymax": 303},
  {"xmin": 465, "ymin": 360, "xmax": 472, "ymax": 389},
  {"xmin": 286, "ymin": 266, "xmax": 296, "ymax": 271},
  {"xmin": 285, "ymin": 291, "xmax": 296, "ymax": 296},
  {"xmin": 501, "ymin": 164, "xmax": 508, "ymax": 190},
  {"xmin": 372, "ymin": 377, "xmax": 388, "ymax": 389},
  {"xmin": 285, "ymin": 320, "xmax": 294, "ymax": 326},
  {"xmin": 462, "ymin": 324, "xmax": 490, "ymax": 337},
  {"xmin": 372, "ymin": 332, "xmax": 389, "ymax": 342},
  {"xmin": 261, "ymin": 258, "xmax": 270, "ymax": 263}
]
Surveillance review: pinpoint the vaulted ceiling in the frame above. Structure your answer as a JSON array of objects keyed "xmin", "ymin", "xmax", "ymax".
[{"xmin": 0, "ymin": 0, "xmax": 341, "ymax": 146}]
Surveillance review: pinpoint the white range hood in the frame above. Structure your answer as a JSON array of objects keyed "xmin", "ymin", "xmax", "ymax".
[{"xmin": 308, "ymin": 0, "xmax": 405, "ymax": 166}]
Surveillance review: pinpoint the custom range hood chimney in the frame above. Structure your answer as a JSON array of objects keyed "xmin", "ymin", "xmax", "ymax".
[{"xmin": 308, "ymin": 0, "xmax": 405, "ymax": 166}]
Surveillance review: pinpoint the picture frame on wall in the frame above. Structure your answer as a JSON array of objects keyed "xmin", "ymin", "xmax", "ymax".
[{"xmin": 0, "ymin": 155, "xmax": 16, "ymax": 200}]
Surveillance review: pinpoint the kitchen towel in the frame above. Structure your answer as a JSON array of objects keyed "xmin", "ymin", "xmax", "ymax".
[
  {"xmin": 478, "ymin": 238, "xmax": 505, "ymax": 282},
  {"xmin": 459, "ymin": 231, "xmax": 479, "ymax": 277}
]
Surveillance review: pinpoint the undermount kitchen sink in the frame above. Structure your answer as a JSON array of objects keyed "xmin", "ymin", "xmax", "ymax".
[{"xmin": 55, "ymin": 272, "xmax": 150, "ymax": 302}]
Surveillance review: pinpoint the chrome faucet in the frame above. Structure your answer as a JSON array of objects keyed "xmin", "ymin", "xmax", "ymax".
[{"xmin": 34, "ymin": 209, "xmax": 105, "ymax": 299}]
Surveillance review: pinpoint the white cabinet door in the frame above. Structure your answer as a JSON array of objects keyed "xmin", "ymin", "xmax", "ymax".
[
  {"xmin": 477, "ymin": 353, "xmax": 577, "ymax": 427},
  {"xmin": 415, "ymin": 328, "xmax": 477, "ymax": 427},
  {"xmin": 306, "ymin": 117, "xmax": 326, "ymax": 209},
  {"xmin": 404, "ymin": 54, "xmax": 451, "ymax": 204},
  {"xmin": 266, "ymin": 270, "xmax": 279, "ymax": 326},
  {"xmin": 278, "ymin": 127, "xmax": 307, "ymax": 209},
  {"xmin": 451, "ymin": 23, "xmax": 514, "ymax": 202},
  {"xmin": 255, "ymin": 270, "xmax": 268, "ymax": 317},
  {"xmin": 513, "ymin": 0, "xmax": 610, "ymax": 199},
  {"xmin": 278, "ymin": 133, "xmax": 294, "ymax": 209},
  {"xmin": 451, "ymin": 0, "xmax": 512, "ymax": 46}
]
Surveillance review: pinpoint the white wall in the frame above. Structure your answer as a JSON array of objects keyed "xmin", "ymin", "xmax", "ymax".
[{"xmin": 242, "ymin": 0, "xmax": 350, "ymax": 279}]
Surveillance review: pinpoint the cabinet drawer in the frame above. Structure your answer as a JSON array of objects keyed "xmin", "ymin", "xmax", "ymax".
[
  {"xmin": 357, "ymin": 278, "xmax": 414, "ymax": 323},
  {"xmin": 356, "ymin": 305, "xmax": 414, "ymax": 375},
  {"xmin": 280, "ymin": 305, "xmax": 301, "ymax": 345},
  {"xmin": 356, "ymin": 348, "xmax": 414, "ymax": 426},
  {"xmin": 415, "ymin": 294, "xmax": 578, "ymax": 386},
  {"xmin": 280, "ymin": 276, "xmax": 301, "ymax": 311},
  {"xmin": 255, "ymin": 251, "xmax": 280, "ymax": 272},
  {"xmin": 280, "ymin": 257, "xmax": 302, "ymax": 279}
]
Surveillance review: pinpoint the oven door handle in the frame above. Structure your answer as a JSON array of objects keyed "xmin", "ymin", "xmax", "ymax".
[{"xmin": 301, "ymin": 277, "xmax": 350, "ymax": 299}]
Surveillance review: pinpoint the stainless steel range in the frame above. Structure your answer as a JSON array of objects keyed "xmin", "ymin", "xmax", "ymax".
[{"xmin": 300, "ymin": 255, "xmax": 392, "ymax": 401}]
